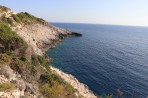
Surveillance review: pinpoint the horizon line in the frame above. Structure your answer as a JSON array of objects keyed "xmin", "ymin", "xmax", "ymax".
[{"xmin": 49, "ymin": 22, "xmax": 148, "ymax": 28}]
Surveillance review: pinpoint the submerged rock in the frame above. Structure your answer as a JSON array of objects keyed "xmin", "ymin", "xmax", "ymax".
[{"xmin": 72, "ymin": 32, "xmax": 82, "ymax": 36}]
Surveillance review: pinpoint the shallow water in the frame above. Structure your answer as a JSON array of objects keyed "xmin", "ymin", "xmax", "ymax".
[{"xmin": 46, "ymin": 23, "xmax": 148, "ymax": 98}]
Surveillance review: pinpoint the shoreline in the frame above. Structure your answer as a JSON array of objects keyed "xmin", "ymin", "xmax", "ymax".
[
  {"xmin": 50, "ymin": 66, "xmax": 97, "ymax": 98},
  {"xmin": 15, "ymin": 23, "xmax": 97, "ymax": 98},
  {"xmin": 45, "ymin": 36, "xmax": 98, "ymax": 98},
  {"xmin": 42, "ymin": 31, "xmax": 97, "ymax": 97}
]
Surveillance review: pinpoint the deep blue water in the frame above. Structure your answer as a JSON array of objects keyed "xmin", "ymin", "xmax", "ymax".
[{"xmin": 46, "ymin": 23, "xmax": 148, "ymax": 98}]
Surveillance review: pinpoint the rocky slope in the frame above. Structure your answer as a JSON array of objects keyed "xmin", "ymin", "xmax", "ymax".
[{"xmin": 0, "ymin": 5, "xmax": 97, "ymax": 98}]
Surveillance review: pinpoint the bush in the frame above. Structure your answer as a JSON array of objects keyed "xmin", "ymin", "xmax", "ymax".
[
  {"xmin": 0, "ymin": 53, "xmax": 11, "ymax": 64},
  {"xmin": 30, "ymin": 65, "xmax": 37, "ymax": 76},
  {"xmin": 10, "ymin": 57, "xmax": 26, "ymax": 74},
  {"xmin": 39, "ymin": 72, "xmax": 76, "ymax": 98},
  {"xmin": 20, "ymin": 56, "xmax": 28, "ymax": 62},
  {"xmin": 0, "ymin": 23, "xmax": 28, "ymax": 54},
  {"xmin": 0, "ymin": 82, "xmax": 16, "ymax": 92},
  {"xmin": 7, "ymin": 18, "xmax": 14, "ymax": 26},
  {"xmin": 12, "ymin": 14, "xmax": 21, "ymax": 23},
  {"xmin": 0, "ymin": 6, "xmax": 10, "ymax": 12},
  {"xmin": 0, "ymin": 22, "xmax": 26, "ymax": 44},
  {"xmin": 10, "ymin": 57, "xmax": 38, "ymax": 81},
  {"xmin": 65, "ymin": 83, "xmax": 76, "ymax": 95},
  {"xmin": 37, "ymin": 55, "xmax": 49, "ymax": 67},
  {"xmin": 40, "ymin": 73, "xmax": 64, "ymax": 85},
  {"xmin": 0, "ymin": 15, "xmax": 8, "ymax": 23},
  {"xmin": 40, "ymin": 82, "xmax": 65, "ymax": 98},
  {"xmin": 16, "ymin": 12, "xmax": 46, "ymax": 25},
  {"xmin": 0, "ymin": 15, "xmax": 14, "ymax": 26},
  {"xmin": 31, "ymin": 54, "xmax": 39, "ymax": 66},
  {"xmin": 37, "ymin": 55, "xmax": 44, "ymax": 64}
]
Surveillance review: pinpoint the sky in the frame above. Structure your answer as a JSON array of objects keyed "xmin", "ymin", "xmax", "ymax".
[{"xmin": 0, "ymin": 0, "xmax": 148, "ymax": 26}]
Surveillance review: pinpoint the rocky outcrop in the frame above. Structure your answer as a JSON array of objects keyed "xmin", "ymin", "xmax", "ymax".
[
  {"xmin": 51, "ymin": 67, "xmax": 97, "ymax": 98},
  {"xmin": 14, "ymin": 24, "xmax": 98, "ymax": 98},
  {"xmin": 14, "ymin": 23, "xmax": 73, "ymax": 55},
  {"xmin": 0, "ymin": 65, "xmax": 38, "ymax": 98},
  {"xmin": 0, "ymin": 5, "xmax": 97, "ymax": 98},
  {"xmin": 0, "ymin": 90, "xmax": 23, "ymax": 98},
  {"xmin": 71, "ymin": 32, "xmax": 82, "ymax": 36},
  {"xmin": 13, "ymin": 16, "xmax": 97, "ymax": 98}
]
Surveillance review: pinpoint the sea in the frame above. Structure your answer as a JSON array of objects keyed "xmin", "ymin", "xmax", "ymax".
[{"xmin": 46, "ymin": 23, "xmax": 148, "ymax": 98}]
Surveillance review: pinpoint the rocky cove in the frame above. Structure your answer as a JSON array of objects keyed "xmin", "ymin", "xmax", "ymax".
[
  {"xmin": 15, "ymin": 21, "xmax": 97, "ymax": 98},
  {"xmin": 0, "ymin": 5, "xmax": 97, "ymax": 98}
]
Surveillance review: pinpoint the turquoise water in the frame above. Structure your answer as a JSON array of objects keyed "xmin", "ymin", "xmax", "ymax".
[{"xmin": 46, "ymin": 23, "xmax": 148, "ymax": 98}]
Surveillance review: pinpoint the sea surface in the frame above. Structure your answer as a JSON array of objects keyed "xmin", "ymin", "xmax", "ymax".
[{"xmin": 46, "ymin": 23, "xmax": 148, "ymax": 98}]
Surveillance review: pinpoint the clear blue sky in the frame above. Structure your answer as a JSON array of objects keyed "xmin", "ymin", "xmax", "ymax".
[{"xmin": 1, "ymin": 0, "xmax": 148, "ymax": 26}]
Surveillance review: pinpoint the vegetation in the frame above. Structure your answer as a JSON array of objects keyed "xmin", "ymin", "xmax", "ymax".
[
  {"xmin": 0, "ymin": 22, "xmax": 24, "ymax": 43},
  {"xmin": 0, "ymin": 15, "xmax": 14, "ymax": 26},
  {"xmin": 0, "ymin": 82, "xmax": 16, "ymax": 92},
  {"xmin": 0, "ymin": 52, "xmax": 77, "ymax": 97},
  {"xmin": 0, "ymin": 22, "xmax": 27, "ymax": 55},
  {"xmin": 0, "ymin": 22, "xmax": 77, "ymax": 97},
  {"xmin": 39, "ymin": 73, "xmax": 76, "ymax": 98},
  {"xmin": 0, "ymin": 8, "xmax": 78, "ymax": 97},
  {"xmin": 0, "ymin": 53, "xmax": 11, "ymax": 64},
  {"xmin": 0, "ymin": 11, "xmax": 47, "ymax": 26},
  {"xmin": 16, "ymin": 12, "xmax": 46, "ymax": 25},
  {"xmin": 10, "ymin": 57, "xmax": 36, "ymax": 76},
  {"xmin": 0, "ymin": 5, "xmax": 10, "ymax": 12},
  {"xmin": 11, "ymin": 14, "xmax": 21, "ymax": 23},
  {"xmin": 37, "ymin": 55, "xmax": 49, "ymax": 67}
]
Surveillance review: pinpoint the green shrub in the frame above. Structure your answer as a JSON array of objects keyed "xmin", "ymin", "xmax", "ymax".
[
  {"xmin": 0, "ymin": 53, "xmax": 11, "ymax": 64},
  {"xmin": 37, "ymin": 55, "xmax": 44, "ymax": 64},
  {"xmin": 0, "ymin": 15, "xmax": 8, "ymax": 23},
  {"xmin": 10, "ymin": 57, "xmax": 26, "ymax": 74},
  {"xmin": 0, "ymin": 82, "xmax": 16, "ymax": 92},
  {"xmin": 31, "ymin": 54, "xmax": 39, "ymax": 66},
  {"xmin": 39, "ymin": 72, "xmax": 77, "ymax": 98},
  {"xmin": 7, "ymin": 18, "xmax": 14, "ymax": 26},
  {"xmin": 65, "ymin": 83, "xmax": 76, "ymax": 95},
  {"xmin": 30, "ymin": 65, "xmax": 37, "ymax": 76},
  {"xmin": 40, "ymin": 82, "xmax": 65, "ymax": 98},
  {"xmin": 10, "ymin": 57, "xmax": 38, "ymax": 80},
  {"xmin": 37, "ymin": 55, "xmax": 49, "ymax": 67},
  {"xmin": 12, "ymin": 14, "xmax": 21, "ymax": 23},
  {"xmin": 0, "ymin": 23, "xmax": 26, "ymax": 44},
  {"xmin": 0, "ymin": 6, "xmax": 10, "ymax": 12},
  {"xmin": 40, "ymin": 73, "xmax": 64, "ymax": 85},
  {"xmin": 6, "ymin": 50, "xmax": 14, "ymax": 56},
  {"xmin": 0, "ymin": 15, "xmax": 14, "ymax": 26},
  {"xmin": 20, "ymin": 56, "xmax": 28, "ymax": 62},
  {"xmin": 0, "ymin": 23, "xmax": 28, "ymax": 54},
  {"xmin": 16, "ymin": 12, "xmax": 46, "ymax": 25}
]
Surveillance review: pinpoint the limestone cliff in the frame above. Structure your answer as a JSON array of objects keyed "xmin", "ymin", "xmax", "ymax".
[{"xmin": 0, "ymin": 5, "xmax": 97, "ymax": 98}]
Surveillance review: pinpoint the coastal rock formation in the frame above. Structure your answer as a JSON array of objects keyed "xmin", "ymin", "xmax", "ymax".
[
  {"xmin": 0, "ymin": 65, "xmax": 38, "ymax": 98},
  {"xmin": 15, "ymin": 19, "xmax": 96, "ymax": 98},
  {"xmin": 0, "ymin": 5, "xmax": 97, "ymax": 98},
  {"xmin": 15, "ymin": 23, "xmax": 72, "ymax": 55},
  {"xmin": 51, "ymin": 67, "xmax": 97, "ymax": 98}
]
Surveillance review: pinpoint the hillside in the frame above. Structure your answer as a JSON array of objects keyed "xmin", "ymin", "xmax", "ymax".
[{"xmin": 0, "ymin": 5, "xmax": 96, "ymax": 98}]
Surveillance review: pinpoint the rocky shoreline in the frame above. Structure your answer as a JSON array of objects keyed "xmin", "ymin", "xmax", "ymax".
[
  {"xmin": 50, "ymin": 67, "xmax": 97, "ymax": 98},
  {"xmin": 43, "ymin": 32, "xmax": 97, "ymax": 98},
  {"xmin": 0, "ymin": 6, "xmax": 97, "ymax": 97},
  {"xmin": 16, "ymin": 23, "xmax": 97, "ymax": 98}
]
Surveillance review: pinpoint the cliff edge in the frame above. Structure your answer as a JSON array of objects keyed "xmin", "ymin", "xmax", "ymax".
[{"xmin": 0, "ymin": 5, "xmax": 97, "ymax": 98}]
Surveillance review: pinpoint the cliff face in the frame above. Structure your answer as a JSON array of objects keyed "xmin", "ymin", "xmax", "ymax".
[
  {"xmin": 0, "ymin": 5, "xmax": 97, "ymax": 98},
  {"xmin": 16, "ymin": 24, "xmax": 72, "ymax": 55}
]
